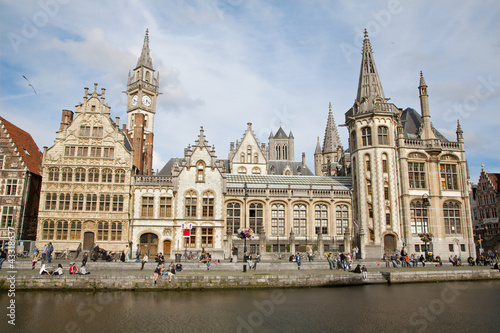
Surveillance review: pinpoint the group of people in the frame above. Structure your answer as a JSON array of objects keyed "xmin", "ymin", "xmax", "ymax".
[
  {"xmin": 153, "ymin": 262, "xmax": 176, "ymax": 284},
  {"xmin": 351, "ymin": 264, "xmax": 368, "ymax": 279},
  {"xmin": 385, "ymin": 253, "xmax": 428, "ymax": 268}
]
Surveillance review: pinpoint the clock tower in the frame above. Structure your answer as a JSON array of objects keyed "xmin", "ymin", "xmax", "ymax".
[{"xmin": 126, "ymin": 29, "xmax": 159, "ymax": 175}]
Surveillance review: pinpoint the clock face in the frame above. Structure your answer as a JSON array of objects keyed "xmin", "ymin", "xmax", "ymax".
[
  {"xmin": 131, "ymin": 95, "xmax": 138, "ymax": 106},
  {"xmin": 142, "ymin": 95, "xmax": 152, "ymax": 107}
]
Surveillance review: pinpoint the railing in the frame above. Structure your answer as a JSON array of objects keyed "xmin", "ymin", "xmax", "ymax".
[
  {"xmin": 134, "ymin": 175, "xmax": 173, "ymax": 185},
  {"xmin": 404, "ymin": 139, "xmax": 461, "ymax": 151},
  {"xmin": 226, "ymin": 187, "xmax": 351, "ymax": 198}
]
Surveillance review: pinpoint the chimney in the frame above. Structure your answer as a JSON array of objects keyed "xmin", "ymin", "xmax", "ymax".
[
  {"xmin": 59, "ymin": 109, "xmax": 74, "ymax": 131},
  {"xmin": 302, "ymin": 152, "xmax": 306, "ymax": 168}
]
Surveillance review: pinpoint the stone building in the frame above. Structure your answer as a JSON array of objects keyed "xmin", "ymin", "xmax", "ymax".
[
  {"xmin": 474, "ymin": 164, "xmax": 500, "ymax": 252},
  {"xmin": 0, "ymin": 117, "xmax": 42, "ymax": 251}
]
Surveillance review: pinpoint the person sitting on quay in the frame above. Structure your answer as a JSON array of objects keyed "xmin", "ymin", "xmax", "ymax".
[
  {"xmin": 252, "ymin": 253, "xmax": 260, "ymax": 270},
  {"xmin": 295, "ymin": 252, "xmax": 302, "ymax": 270},
  {"xmin": 175, "ymin": 262, "xmax": 183, "ymax": 272},
  {"xmin": 52, "ymin": 264, "xmax": 64, "ymax": 276},
  {"xmin": 40, "ymin": 264, "xmax": 49, "ymax": 275},
  {"xmin": 247, "ymin": 253, "xmax": 254, "ymax": 270},
  {"xmin": 153, "ymin": 264, "xmax": 162, "ymax": 285},
  {"xmin": 351, "ymin": 264, "xmax": 362, "ymax": 274},
  {"xmin": 69, "ymin": 263, "xmax": 78, "ymax": 274},
  {"xmin": 82, "ymin": 252, "xmax": 88, "ymax": 266},
  {"xmin": 141, "ymin": 254, "xmax": 148, "ymax": 270},
  {"xmin": 361, "ymin": 265, "xmax": 368, "ymax": 280},
  {"xmin": 410, "ymin": 254, "xmax": 418, "ymax": 267},
  {"xmin": 419, "ymin": 254, "xmax": 426, "ymax": 267},
  {"xmin": 31, "ymin": 247, "xmax": 40, "ymax": 270},
  {"xmin": 467, "ymin": 256, "xmax": 475, "ymax": 266},
  {"xmin": 390, "ymin": 254, "xmax": 399, "ymax": 268},
  {"xmin": 435, "ymin": 256, "xmax": 443, "ymax": 267},
  {"xmin": 78, "ymin": 264, "xmax": 90, "ymax": 275},
  {"xmin": 205, "ymin": 252, "xmax": 212, "ymax": 271},
  {"xmin": 449, "ymin": 255, "xmax": 456, "ymax": 266},
  {"xmin": 160, "ymin": 262, "xmax": 175, "ymax": 282},
  {"xmin": 155, "ymin": 252, "xmax": 165, "ymax": 264}
]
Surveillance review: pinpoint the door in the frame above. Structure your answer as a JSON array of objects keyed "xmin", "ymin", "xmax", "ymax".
[
  {"xmin": 384, "ymin": 234, "xmax": 396, "ymax": 253},
  {"xmin": 163, "ymin": 240, "xmax": 171, "ymax": 258},
  {"xmin": 140, "ymin": 233, "xmax": 158, "ymax": 257},
  {"xmin": 83, "ymin": 232, "xmax": 94, "ymax": 251}
]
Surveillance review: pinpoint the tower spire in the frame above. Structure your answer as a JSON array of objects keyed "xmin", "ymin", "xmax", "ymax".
[
  {"xmin": 136, "ymin": 29, "xmax": 153, "ymax": 69},
  {"xmin": 355, "ymin": 29, "xmax": 385, "ymax": 113},
  {"xmin": 418, "ymin": 71, "xmax": 434, "ymax": 140},
  {"xmin": 322, "ymin": 102, "xmax": 342, "ymax": 153}
]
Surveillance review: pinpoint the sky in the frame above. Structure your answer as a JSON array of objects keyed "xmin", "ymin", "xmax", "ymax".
[{"xmin": 1, "ymin": 0, "xmax": 499, "ymax": 182}]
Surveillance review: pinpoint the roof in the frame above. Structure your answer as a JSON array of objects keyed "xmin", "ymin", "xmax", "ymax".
[
  {"xmin": 400, "ymin": 108, "xmax": 449, "ymax": 141},
  {"xmin": 0, "ymin": 116, "xmax": 43, "ymax": 175},
  {"xmin": 273, "ymin": 127, "xmax": 288, "ymax": 139},
  {"xmin": 486, "ymin": 173, "xmax": 500, "ymax": 190},
  {"xmin": 268, "ymin": 160, "xmax": 314, "ymax": 176},
  {"xmin": 227, "ymin": 174, "xmax": 352, "ymax": 190}
]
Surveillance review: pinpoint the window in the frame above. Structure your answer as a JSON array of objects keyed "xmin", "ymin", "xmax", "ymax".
[
  {"xmin": 56, "ymin": 221, "xmax": 68, "ymax": 240},
  {"xmin": 1, "ymin": 207, "xmax": 14, "ymax": 228},
  {"xmin": 97, "ymin": 222, "xmax": 109, "ymax": 241},
  {"xmin": 159, "ymin": 197, "xmax": 172, "ymax": 217},
  {"xmin": 65, "ymin": 146, "xmax": 75, "ymax": 157},
  {"xmin": 72, "ymin": 194, "xmax": 84, "ymax": 211},
  {"xmin": 79, "ymin": 126, "xmax": 91, "ymax": 137},
  {"xmin": 88, "ymin": 168, "xmax": 99, "ymax": 182},
  {"xmin": 99, "ymin": 194, "xmax": 111, "ymax": 211},
  {"xmin": 196, "ymin": 161, "xmax": 205, "ymax": 182},
  {"xmin": 61, "ymin": 167, "xmax": 72, "ymax": 182},
  {"xmin": 351, "ymin": 131, "xmax": 356, "ymax": 150},
  {"xmin": 252, "ymin": 167, "xmax": 261, "ymax": 174},
  {"xmin": 103, "ymin": 148, "xmax": 114, "ymax": 158},
  {"xmin": 69, "ymin": 221, "xmax": 82, "ymax": 240},
  {"xmin": 449, "ymin": 244, "xmax": 454, "ymax": 252},
  {"xmin": 226, "ymin": 203, "xmax": 241, "ymax": 234},
  {"xmin": 112, "ymin": 195, "xmax": 124, "ymax": 212},
  {"xmin": 254, "ymin": 153, "xmax": 258, "ymax": 163},
  {"xmin": 386, "ymin": 212, "xmax": 391, "ymax": 226},
  {"xmin": 367, "ymin": 181, "xmax": 372, "ymax": 195},
  {"xmin": 460, "ymin": 244, "xmax": 466, "ymax": 252},
  {"xmin": 42, "ymin": 221, "xmax": 55, "ymax": 239},
  {"xmin": 201, "ymin": 228, "xmax": 214, "ymax": 248},
  {"xmin": 45, "ymin": 193, "xmax": 57, "ymax": 210},
  {"xmin": 271, "ymin": 203, "xmax": 285, "ymax": 235},
  {"xmin": 315, "ymin": 204, "xmax": 328, "ymax": 234},
  {"xmin": 202, "ymin": 191, "xmax": 214, "ymax": 218},
  {"xmin": 0, "ymin": 155, "xmax": 3, "ymax": 169},
  {"xmin": 293, "ymin": 204, "xmax": 307, "ymax": 235},
  {"xmin": 141, "ymin": 197, "xmax": 154, "ymax": 217},
  {"xmin": 48, "ymin": 167, "xmax": 59, "ymax": 181},
  {"xmin": 238, "ymin": 167, "xmax": 247, "ymax": 174},
  {"xmin": 365, "ymin": 155, "xmax": 371, "ymax": 172},
  {"xmin": 414, "ymin": 245, "xmax": 420, "ymax": 252},
  {"xmin": 410, "ymin": 200, "xmax": 428, "ymax": 234},
  {"xmin": 408, "ymin": 162, "xmax": 426, "ymax": 189},
  {"xmin": 249, "ymin": 203, "xmax": 263, "ymax": 234},
  {"xmin": 102, "ymin": 169, "xmax": 112, "ymax": 183},
  {"xmin": 90, "ymin": 147, "xmax": 101, "ymax": 157},
  {"xmin": 240, "ymin": 153, "xmax": 245, "ymax": 163},
  {"xmin": 110, "ymin": 222, "xmax": 122, "ymax": 241},
  {"xmin": 185, "ymin": 191, "xmax": 197, "ymax": 218},
  {"xmin": 384, "ymin": 186, "xmax": 389, "ymax": 200},
  {"xmin": 115, "ymin": 169, "xmax": 125, "ymax": 183},
  {"xmin": 382, "ymin": 155, "xmax": 388, "ymax": 173},
  {"xmin": 5, "ymin": 179, "xmax": 17, "ymax": 195},
  {"xmin": 86, "ymin": 194, "xmax": 97, "ymax": 211},
  {"xmin": 440, "ymin": 164, "xmax": 458, "ymax": 190},
  {"xmin": 247, "ymin": 146, "xmax": 252, "ymax": 163},
  {"xmin": 75, "ymin": 168, "xmax": 86, "ymax": 182},
  {"xmin": 378, "ymin": 126, "xmax": 388, "ymax": 145},
  {"xmin": 77, "ymin": 147, "xmax": 88, "ymax": 157},
  {"xmin": 444, "ymin": 201, "xmax": 461, "ymax": 234},
  {"xmin": 361, "ymin": 127, "xmax": 372, "ymax": 146},
  {"xmin": 59, "ymin": 193, "xmax": 71, "ymax": 210},
  {"xmin": 92, "ymin": 126, "xmax": 103, "ymax": 138},
  {"xmin": 184, "ymin": 231, "xmax": 196, "ymax": 248},
  {"xmin": 336, "ymin": 205, "xmax": 349, "ymax": 235}
]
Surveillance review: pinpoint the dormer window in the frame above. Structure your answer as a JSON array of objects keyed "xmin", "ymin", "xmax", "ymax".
[{"xmin": 196, "ymin": 161, "xmax": 205, "ymax": 182}]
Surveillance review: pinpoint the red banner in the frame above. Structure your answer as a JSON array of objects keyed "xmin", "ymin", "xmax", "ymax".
[{"xmin": 183, "ymin": 229, "xmax": 190, "ymax": 238}]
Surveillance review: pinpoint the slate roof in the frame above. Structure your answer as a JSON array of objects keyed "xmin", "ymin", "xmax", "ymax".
[
  {"xmin": 400, "ymin": 108, "xmax": 449, "ymax": 141},
  {"xmin": 0, "ymin": 116, "xmax": 43, "ymax": 175},
  {"xmin": 227, "ymin": 174, "xmax": 352, "ymax": 190},
  {"xmin": 267, "ymin": 160, "xmax": 314, "ymax": 175},
  {"xmin": 486, "ymin": 173, "xmax": 500, "ymax": 190}
]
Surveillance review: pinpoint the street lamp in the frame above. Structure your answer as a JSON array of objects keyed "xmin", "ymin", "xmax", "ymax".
[{"xmin": 243, "ymin": 182, "xmax": 248, "ymax": 272}]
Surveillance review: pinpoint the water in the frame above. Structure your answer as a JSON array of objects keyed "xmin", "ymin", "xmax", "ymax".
[{"xmin": 2, "ymin": 281, "xmax": 500, "ymax": 333}]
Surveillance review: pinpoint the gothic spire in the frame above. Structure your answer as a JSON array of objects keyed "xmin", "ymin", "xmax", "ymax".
[
  {"xmin": 314, "ymin": 137, "xmax": 322, "ymax": 155},
  {"xmin": 136, "ymin": 29, "xmax": 153, "ymax": 69},
  {"xmin": 355, "ymin": 29, "xmax": 385, "ymax": 112},
  {"xmin": 322, "ymin": 102, "xmax": 342, "ymax": 153}
]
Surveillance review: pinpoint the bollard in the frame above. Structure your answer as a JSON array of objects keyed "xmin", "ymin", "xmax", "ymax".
[{"xmin": 243, "ymin": 264, "xmax": 247, "ymax": 273}]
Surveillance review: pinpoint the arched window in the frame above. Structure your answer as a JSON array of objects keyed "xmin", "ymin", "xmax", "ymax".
[
  {"xmin": 240, "ymin": 152, "xmax": 245, "ymax": 163},
  {"xmin": 72, "ymin": 194, "xmax": 84, "ymax": 211},
  {"xmin": 382, "ymin": 154, "xmax": 388, "ymax": 173},
  {"xmin": 75, "ymin": 168, "xmax": 86, "ymax": 182},
  {"xmin": 48, "ymin": 167, "xmax": 59, "ymax": 181},
  {"xmin": 115, "ymin": 169, "xmax": 125, "ymax": 183},
  {"xmin": 42, "ymin": 220, "xmax": 55, "ymax": 240},
  {"xmin": 100, "ymin": 194, "xmax": 111, "ymax": 211},
  {"xmin": 238, "ymin": 166, "xmax": 247, "ymax": 174},
  {"xmin": 336, "ymin": 205, "xmax": 349, "ymax": 235},
  {"xmin": 365, "ymin": 154, "xmax": 371, "ymax": 172},
  {"xmin": 145, "ymin": 71, "xmax": 151, "ymax": 82},
  {"xmin": 361, "ymin": 127, "xmax": 372, "ymax": 146},
  {"xmin": 202, "ymin": 191, "xmax": 214, "ymax": 218},
  {"xmin": 410, "ymin": 200, "xmax": 428, "ymax": 234},
  {"xmin": 61, "ymin": 167, "xmax": 72, "ymax": 182},
  {"xmin": 249, "ymin": 203, "xmax": 263, "ymax": 234},
  {"xmin": 252, "ymin": 167, "xmax": 261, "ymax": 174},
  {"xmin": 271, "ymin": 203, "xmax": 285, "ymax": 235},
  {"xmin": 315, "ymin": 204, "xmax": 328, "ymax": 234},
  {"xmin": 88, "ymin": 168, "xmax": 99, "ymax": 182},
  {"xmin": 102, "ymin": 169, "xmax": 113, "ymax": 183},
  {"xmin": 112, "ymin": 195, "xmax": 124, "ymax": 212},
  {"xmin": 196, "ymin": 161, "xmax": 205, "ymax": 182},
  {"xmin": 351, "ymin": 130, "xmax": 357, "ymax": 150},
  {"xmin": 110, "ymin": 222, "xmax": 122, "ymax": 241},
  {"xmin": 378, "ymin": 126, "xmax": 388, "ymax": 145},
  {"xmin": 185, "ymin": 190, "xmax": 197, "ymax": 218},
  {"xmin": 86, "ymin": 194, "xmax": 97, "ymax": 211},
  {"xmin": 384, "ymin": 183, "xmax": 389, "ymax": 200},
  {"xmin": 70, "ymin": 221, "xmax": 82, "ymax": 240},
  {"xmin": 97, "ymin": 222, "xmax": 109, "ymax": 241},
  {"xmin": 293, "ymin": 204, "xmax": 307, "ymax": 235},
  {"xmin": 56, "ymin": 221, "xmax": 68, "ymax": 240},
  {"xmin": 254, "ymin": 153, "xmax": 258, "ymax": 163},
  {"xmin": 45, "ymin": 193, "xmax": 57, "ymax": 210},
  {"xmin": 247, "ymin": 146, "xmax": 252, "ymax": 163},
  {"xmin": 444, "ymin": 201, "xmax": 461, "ymax": 234},
  {"xmin": 59, "ymin": 193, "xmax": 71, "ymax": 210},
  {"xmin": 226, "ymin": 202, "xmax": 241, "ymax": 234}
]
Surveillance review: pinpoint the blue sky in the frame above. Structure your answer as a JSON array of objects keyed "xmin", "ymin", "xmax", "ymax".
[{"xmin": 1, "ymin": 0, "xmax": 499, "ymax": 182}]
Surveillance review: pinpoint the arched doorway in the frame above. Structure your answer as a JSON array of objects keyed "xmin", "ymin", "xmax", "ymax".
[
  {"xmin": 163, "ymin": 240, "xmax": 171, "ymax": 258},
  {"xmin": 140, "ymin": 233, "xmax": 158, "ymax": 257},
  {"xmin": 384, "ymin": 234, "xmax": 396, "ymax": 253}
]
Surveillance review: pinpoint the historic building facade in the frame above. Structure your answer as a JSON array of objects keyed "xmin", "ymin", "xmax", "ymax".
[
  {"xmin": 0, "ymin": 117, "xmax": 42, "ymax": 251},
  {"xmin": 33, "ymin": 30, "xmax": 476, "ymax": 260}
]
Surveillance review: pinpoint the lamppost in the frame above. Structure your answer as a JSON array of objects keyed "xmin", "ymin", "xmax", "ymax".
[
  {"xmin": 243, "ymin": 182, "xmax": 248, "ymax": 272},
  {"xmin": 422, "ymin": 193, "xmax": 431, "ymax": 257}
]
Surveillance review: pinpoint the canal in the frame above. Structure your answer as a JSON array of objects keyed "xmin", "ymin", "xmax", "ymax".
[{"xmin": 2, "ymin": 281, "xmax": 500, "ymax": 332}]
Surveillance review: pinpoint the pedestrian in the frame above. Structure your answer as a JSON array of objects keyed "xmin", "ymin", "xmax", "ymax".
[
  {"xmin": 141, "ymin": 254, "xmax": 148, "ymax": 270},
  {"xmin": 232, "ymin": 246, "xmax": 238, "ymax": 263},
  {"xmin": 295, "ymin": 252, "xmax": 301, "ymax": 270},
  {"xmin": 82, "ymin": 252, "xmax": 88, "ymax": 266},
  {"xmin": 419, "ymin": 254, "xmax": 425, "ymax": 267},
  {"xmin": 31, "ymin": 249, "xmax": 40, "ymax": 269},
  {"xmin": 253, "ymin": 253, "xmax": 260, "ymax": 270},
  {"xmin": 206, "ymin": 252, "xmax": 212, "ymax": 271},
  {"xmin": 125, "ymin": 245, "xmax": 130, "ymax": 262},
  {"xmin": 0, "ymin": 249, "xmax": 7, "ymax": 269},
  {"xmin": 247, "ymin": 253, "xmax": 253, "ymax": 270},
  {"xmin": 307, "ymin": 247, "xmax": 313, "ymax": 262},
  {"xmin": 135, "ymin": 245, "xmax": 141, "ymax": 261},
  {"xmin": 327, "ymin": 253, "xmax": 335, "ymax": 270},
  {"xmin": 47, "ymin": 242, "xmax": 53, "ymax": 263},
  {"xmin": 361, "ymin": 265, "xmax": 367, "ymax": 280},
  {"xmin": 120, "ymin": 250, "xmax": 126, "ymax": 262}
]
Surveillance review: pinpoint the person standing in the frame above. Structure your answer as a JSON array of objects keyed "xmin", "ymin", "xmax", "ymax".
[
  {"xmin": 327, "ymin": 253, "xmax": 335, "ymax": 270},
  {"xmin": 135, "ymin": 245, "xmax": 141, "ymax": 261},
  {"xmin": 295, "ymin": 252, "xmax": 301, "ymax": 270},
  {"xmin": 253, "ymin": 253, "xmax": 260, "ymax": 270},
  {"xmin": 46, "ymin": 242, "xmax": 53, "ymax": 263},
  {"xmin": 307, "ymin": 247, "xmax": 313, "ymax": 262},
  {"xmin": 232, "ymin": 246, "xmax": 238, "ymax": 263},
  {"xmin": 141, "ymin": 254, "xmax": 148, "ymax": 270},
  {"xmin": 82, "ymin": 252, "xmax": 88, "ymax": 267}
]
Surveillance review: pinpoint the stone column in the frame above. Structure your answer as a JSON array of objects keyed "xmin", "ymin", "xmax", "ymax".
[
  {"xmin": 318, "ymin": 234, "xmax": 324, "ymax": 257},
  {"xmin": 259, "ymin": 230, "xmax": 266, "ymax": 255},
  {"xmin": 289, "ymin": 230, "xmax": 295, "ymax": 254},
  {"xmin": 344, "ymin": 228, "xmax": 351, "ymax": 254}
]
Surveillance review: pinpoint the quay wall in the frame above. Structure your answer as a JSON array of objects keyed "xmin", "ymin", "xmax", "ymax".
[{"xmin": 1, "ymin": 270, "xmax": 499, "ymax": 291}]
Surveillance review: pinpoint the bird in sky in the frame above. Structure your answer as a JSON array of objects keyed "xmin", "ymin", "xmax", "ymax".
[{"xmin": 22, "ymin": 75, "xmax": 37, "ymax": 94}]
